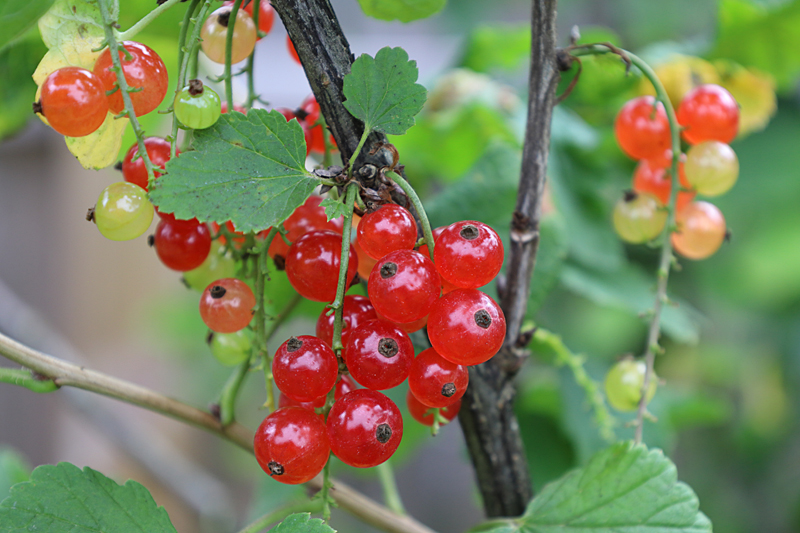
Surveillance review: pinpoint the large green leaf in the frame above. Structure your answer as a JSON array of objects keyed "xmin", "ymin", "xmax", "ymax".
[
  {"xmin": 356, "ymin": 0, "xmax": 445, "ymax": 23},
  {"xmin": 0, "ymin": 462, "xmax": 176, "ymax": 532},
  {"xmin": 468, "ymin": 442, "xmax": 711, "ymax": 533},
  {"xmin": 0, "ymin": 449, "xmax": 29, "ymax": 498},
  {"xmin": 0, "ymin": 0, "xmax": 55, "ymax": 52},
  {"xmin": 271, "ymin": 513, "xmax": 336, "ymax": 532},
  {"xmin": 343, "ymin": 47, "xmax": 427, "ymax": 135},
  {"xmin": 0, "ymin": 30, "xmax": 46, "ymax": 140},
  {"xmin": 460, "ymin": 24, "xmax": 531, "ymax": 73},
  {"xmin": 711, "ymin": 0, "xmax": 800, "ymax": 90},
  {"xmin": 150, "ymin": 110, "xmax": 318, "ymax": 233}
]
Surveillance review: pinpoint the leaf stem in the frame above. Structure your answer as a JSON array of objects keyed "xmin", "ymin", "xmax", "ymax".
[
  {"xmin": 347, "ymin": 129, "xmax": 370, "ymax": 177},
  {"xmin": 0, "ymin": 368, "xmax": 58, "ymax": 393},
  {"xmin": 570, "ymin": 44, "xmax": 682, "ymax": 443},
  {"xmin": 330, "ymin": 183, "xmax": 358, "ymax": 353},
  {"xmin": 376, "ymin": 460, "xmax": 405, "ymax": 515},
  {"xmin": 237, "ymin": 499, "xmax": 324, "ymax": 533},
  {"xmin": 97, "ymin": 0, "xmax": 156, "ymax": 182},
  {"xmin": 116, "ymin": 0, "xmax": 186, "ymax": 42},
  {"xmin": 384, "ymin": 170, "xmax": 435, "ymax": 261}
]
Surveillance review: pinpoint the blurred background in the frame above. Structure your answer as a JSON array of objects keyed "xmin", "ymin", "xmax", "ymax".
[{"xmin": 2, "ymin": 0, "xmax": 800, "ymax": 531}]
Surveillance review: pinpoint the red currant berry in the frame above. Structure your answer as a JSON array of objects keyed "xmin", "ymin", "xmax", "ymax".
[
  {"xmin": 416, "ymin": 226, "xmax": 445, "ymax": 259},
  {"xmin": 408, "ymin": 347, "xmax": 469, "ymax": 408},
  {"xmin": 434, "ymin": 221, "xmax": 504, "ymax": 289},
  {"xmin": 38, "ymin": 67, "xmax": 108, "ymax": 137},
  {"xmin": 327, "ymin": 389, "xmax": 403, "ymax": 468},
  {"xmin": 427, "ymin": 289, "xmax": 506, "ymax": 366},
  {"xmin": 376, "ymin": 312, "xmax": 428, "ymax": 334},
  {"xmin": 93, "ymin": 41, "xmax": 168, "ymax": 116},
  {"xmin": 221, "ymin": 102, "xmax": 247, "ymax": 114},
  {"xmin": 315, "ymin": 295, "xmax": 377, "ymax": 348},
  {"xmin": 287, "ymin": 35, "xmax": 300, "ymax": 64},
  {"xmin": 278, "ymin": 374, "xmax": 357, "ymax": 413},
  {"xmin": 154, "ymin": 218, "xmax": 212, "ymax": 272},
  {"xmin": 122, "ymin": 137, "xmax": 175, "ymax": 191},
  {"xmin": 677, "ymin": 84, "xmax": 739, "ymax": 145},
  {"xmin": 285, "ymin": 230, "xmax": 358, "ymax": 302},
  {"xmin": 284, "ymin": 196, "xmax": 343, "ymax": 242},
  {"xmin": 614, "ymin": 96, "xmax": 672, "ymax": 161},
  {"xmin": 671, "ymin": 201, "xmax": 727, "ymax": 260},
  {"xmin": 632, "ymin": 157, "xmax": 695, "ymax": 212},
  {"xmin": 368, "ymin": 250, "xmax": 439, "ymax": 324},
  {"xmin": 199, "ymin": 278, "xmax": 255, "ymax": 333},
  {"xmin": 201, "ymin": 7, "xmax": 257, "ymax": 64},
  {"xmin": 273, "ymin": 336, "xmax": 339, "ymax": 403},
  {"xmin": 357, "ymin": 204, "xmax": 418, "ymax": 260},
  {"xmin": 224, "ymin": 0, "xmax": 274, "ymax": 37},
  {"xmin": 254, "ymin": 407, "xmax": 330, "ymax": 484},
  {"xmin": 352, "ymin": 237, "xmax": 379, "ymax": 281},
  {"xmin": 300, "ymin": 95, "xmax": 337, "ymax": 153},
  {"xmin": 406, "ymin": 389, "xmax": 461, "ymax": 427},
  {"xmin": 344, "ymin": 319, "xmax": 414, "ymax": 390}
]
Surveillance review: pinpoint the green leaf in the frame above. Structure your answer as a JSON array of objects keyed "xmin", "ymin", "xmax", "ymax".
[
  {"xmin": 0, "ymin": 449, "xmax": 30, "ymax": 498},
  {"xmin": 319, "ymin": 198, "xmax": 349, "ymax": 222},
  {"xmin": 711, "ymin": 0, "xmax": 800, "ymax": 90},
  {"xmin": 0, "ymin": 30, "xmax": 47, "ymax": 140},
  {"xmin": 0, "ymin": 0, "xmax": 55, "ymax": 52},
  {"xmin": 343, "ymin": 47, "xmax": 427, "ymax": 135},
  {"xmin": 356, "ymin": 0, "xmax": 446, "ymax": 23},
  {"xmin": 150, "ymin": 110, "xmax": 318, "ymax": 233},
  {"xmin": 270, "ymin": 513, "xmax": 336, "ymax": 532},
  {"xmin": 468, "ymin": 442, "xmax": 712, "ymax": 533},
  {"xmin": 0, "ymin": 462, "xmax": 176, "ymax": 532},
  {"xmin": 460, "ymin": 24, "xmax": 531, "ymax": 73}
]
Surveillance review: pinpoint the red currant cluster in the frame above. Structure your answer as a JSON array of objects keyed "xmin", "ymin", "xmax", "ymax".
[
  {"xmin": 250, "ymin": 201, "xmax": 507, "ymax": 484},
  {"xmin": 613, "ymin": 84, "xmax": 739, "ymax": 260}
]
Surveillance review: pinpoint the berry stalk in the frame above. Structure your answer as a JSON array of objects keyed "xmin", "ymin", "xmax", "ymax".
[
  {"xmin": 244, "ymin": 0, "xmax": 261, "ymax": 109},
  {"xmin": 224, "ymin": 0, "xmax": 245, "ymax": 112},
  {"xmin": 330, "ymin": 183, "xmax": 359, "ymax": 352},
  {"xmin": 0, "ymin": 368, "xmax": 58, "ymax": 393},
  {"xmin": 384, "ymin": 170, "xmax": 435, "ymax": 261},
  {"xmin": 376, "ymin": 460, "xmax": 406, "ymax": 515},
  {"xmin": 116, "ymin": 0, "xmax": 186, "ymax": 42}
]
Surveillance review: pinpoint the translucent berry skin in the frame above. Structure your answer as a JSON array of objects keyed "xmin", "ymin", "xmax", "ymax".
[
  {"xmin": 94, "ymin": 182, "xmax": 154, "ymax": 241},
  {"xmin": 199, "ymin": 278, "xmax": 255, "ymax": 333},
  {"xmin": 376, "ymin": 312, "xmax": 428, "ymax": 334},
  {"xmin": 284, "ymin": 196, "xmax": 343, "ymax": 242},
  {"xmin": 632, "ymin": 158, "xmax": 694, "ymax": 212},
  {"xmin": 174, "ymin": 84, "xmax": 221, "ymax": 129},
  {"xmin": 200, "ymin": 7, "xmax": 257, "ymax": 64},
  {"xmin": 368, "ymin": 250, "xmax": 440, "ymax": 324},
  {"xmin": 93, "ymin": 41, "xmax": 168, "ymax": 115},
  {"xmin": 344, "ymin": 319, "xmax": 414, "ymax": 390},
  {"xmin": 121, "ymin": 137, "xmax": 175, "ymax": 191},
  {"xmin": 614, "ymin": 96, "xmax": 672, "ymax": 161},
  {"xmin": 406, "ymin": 389, "xmax": 461, "ymax": 427},
  {"xmin": 352, "ymin": 237, "xmax": 379, "ymax": 280},
  {"xmin": 677, "ymin": 84, "xmax": 739, "ymax": 145},
  {"xmin": 357, "ymin": 204, "xmax": 418, "ymax": 260},
  {"xmin": 416, "ymin": 226, "xmax": 445, "ymax": 259},
  {"xmin": 612, "ymin": 192, "xmax": 667, "ymax": 244},
  {"xmin": 408, "ymin": 347, "xmax": 469, "ymax": 408},
  {"xmin": 273, "ymin": 336, "xmax": 339, "ymax": 403},
  {"xmin": 254, "ymin": 407, "xmax": 330, "ymax": 484},
  {"xmin": 224, "ymin": 0, "xmax": 274, "ymax": 36},
  {"xmin": 604, "ymin": 359, "xmax": 656, "ymax": 412},
  {"xmin": 183, "ymin": 245, "xmax": 237, "ymax": 292},
  {"xmin": 39, "ymin": 67, "xmax": 108, "ymax": 137},
  {"xmin": 434, "ymin": 221, "xmax": 504, "ymax": 289},
  {"xmin": 683, "ymin": 141, "xmax": 739, "ymax": 196},
  {"xmin": 278, "ymin": 374, "xmax": 357, "ymax": 412},
  {"xmin": 671, "ymin": 201, "xmax": 726, "ymax": 260},
  {"xmin": 427, "ymin": 289, "xmax": 506, "ymax": 366},
  {"xmin": 301, "ymin": 95, "xmax": 337, "ymax": 153},
  {"xmin": 154, "ymin": 218, "xmax": 212, "ymax": 272},
  {"xmin": 326, "ymin": 389, "xmax": 403, "ymax": 468},
  {"xmin": 209, "ymin": 329, "xmax": 252, "ymax": 366},
  {"xmin": 285, "ymin": 230, "xmax": 358, "ymax": 302},
  {"xmin": 315, "ymin": 294, "xmax": 377, "ymax": 348}
]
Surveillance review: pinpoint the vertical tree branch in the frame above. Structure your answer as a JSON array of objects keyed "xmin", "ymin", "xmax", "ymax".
[{"xmin": 457, "ymin": 0, "xmax": 560, "ymax": 517}]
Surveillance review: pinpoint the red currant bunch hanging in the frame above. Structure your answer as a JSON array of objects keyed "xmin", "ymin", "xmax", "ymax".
[
  {"xmin": 285, "ymin": 230, "xmax": 358, "ymax": 302},
  {"xmin": 368, "ymin": 250, "xmax": 440, "ymax": 324},
  {"xmin": 357, "ymin": 204, "xmax": 418, "ymax": 260}
]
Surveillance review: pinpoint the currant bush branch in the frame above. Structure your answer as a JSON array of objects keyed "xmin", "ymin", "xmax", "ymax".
[{"xmin": 569, "ymin": 44, "xmax": 682, "ymax": 443}]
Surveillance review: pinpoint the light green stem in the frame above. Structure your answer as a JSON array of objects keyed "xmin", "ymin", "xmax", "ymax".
[
  {"xmin": 384, "ymin": 171, "xmax": 435, "ymax": 261},
  {"xmin": 236, "ymin": 499, "xmax": 324, "ymax": 533},
  {"xmin": 331, "ymin": 183, "xmax": 359, "ymax": 353},
  {"xmin": 0, "ymin": 368, "xmax": 58, "ymax": 393},
  {"xmin": 116, "ymin": 0, "xmax": 185, "ymax": 41},
  {"xmin": 224, "ymin": 0, "xmax": 244, "ymax": 112},
  {"xmin": 347, "ymin": 129, "xmax": 370, "ymax": 177},
  {"xmin": 218, "ymin": 359, "xmax": 249, "ymax": 426},
  {"xmin": 376, "ymin": 460, "xmax": 406, "ymax": 515}
]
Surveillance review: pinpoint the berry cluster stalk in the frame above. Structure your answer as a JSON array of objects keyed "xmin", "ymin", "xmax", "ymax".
[
  {"xmin": 244, "ymin": 0, "xmax": 262, "ymax": 109},
  {"xmin": 116, "ymin": 0, "xmax": 186, "ymax": 42},
  {"xmin": 330, "ymin": 182, "xmax": 359, "ymax": 352},
  {"xmin": 384, "ymin": 170, "xmax": 435, "ymax": 261},
  {"xmin": 223, "ymin": 0, "xmax": 244, "ymax": 112}
]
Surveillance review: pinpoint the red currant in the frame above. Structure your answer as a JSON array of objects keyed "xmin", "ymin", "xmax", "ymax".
[
  {"xmin": 93, "ymin": 41, "xmax": 168, "ymax": 116},
  {"xmin": 201, "ymin": 6, "xmax": 257, "ymax": 64},
  {"xmin": 287, "ymin": 35, "xmax": 300, "ymax": 64},
  {"xmin": 406, "ymin": 389, "xmax": 461, "ymax": 427},
  {"xmin": 224, "ymin": 0, "xmax": 274, "ymax": 37},
  {"xmin": 254, "ymin": 407, "xmax": 330, "ymax": 484},
  {"xmin": 38, "ymin": 67, "xmax": 108, "ymax": 137},
  {"xmin": 300, "ymin": 95, "xmax": 337, "ymax": 153},
  {"xmin": 357, "ymin": 204, "xmax": 418, "ymax": 260},
  {"xmin": 344, "ymin": 319, "xmax": 414, "ymax": 390},
  {"xmin": 285, "ymin": 230, "xmax": 358, "ymax": 302},
  {"xmin": 368, "ymin": 250, "xmax": 440, "ymax": 324},
  {"xmin": 273, "ymin": 336, "xmax": 339, "ymax": 402},
  {"xmin": 614, "ymin": 96, "xmax": 672, "ymax": 161},
  {"xmin": 327, "ymin": 389, "xmax": 403, "ymax": 468},
  {"xmin": 284, "ymin": 196, "xmax": 343, "ymax": 242},
  {"xmin": 632, "ymin": 157, "xmax": 694, "ymax": 212},
  {"xmin": 434, "ymin": 221, "xmax": 504, "ymax": 289},
  {"xmin": 154, "ymin": 218, "xmax": 212, "ymax": 272},
  {"xmin": 221, "ymin": 102, "xmax": 247, "ymax": 114},
  {"xmin": 315, "ymin": 294, "xmax": 377, "ymax": 348},
  {"xmin": 612, "ymin": 191, "xmax": 667, "ymax": 244},
  {"xmin": 122, "ymin": 137, "xmax": 175, "ymax": 191},
  {"xmin": 278, "ymin": 374, "xmax": 357, "ymax": 413},
  {"xmin": 427, "ymin": 289, "xmax": 506, "ymax": 366},
  {"xmin": 671, "ymin": 201, "xmax": 727, "ymax": 260},
  {"xmin": 376, "ymin": 312, "xmax": 428, "ymax": 334},
  {"xmin": 677, "ymin": 84, "xmax": 739, "ymax": 145},
  {"xmin": 352, "ymin": 237, "xmax": 379, "ymax": 281},
  {"xmin": 408, "ymin": 347, "xmax": 469, "ymax": 408},
  {"xmin": 199, "ymin": 278, "xmax": 255, "ymax": 332}
]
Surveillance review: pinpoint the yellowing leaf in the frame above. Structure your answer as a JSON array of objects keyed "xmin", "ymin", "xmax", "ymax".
[
  {"xmin": 714, "ymin": 60, "xmax": 777, "ymax": 138},
  {"xmin": 639, "ymin": 55, "xmax": 719, "ymax": 108},
  {"xmin": 32, "ymin": 42, "xmax": 102, "ymax": 85},
  {"xmin": 38, "ymin": 0, "xmax": 104, "ymax": 50},
  {"xmin": 65, "ymin": 113, "xmax": 129, "ymax": 169}
]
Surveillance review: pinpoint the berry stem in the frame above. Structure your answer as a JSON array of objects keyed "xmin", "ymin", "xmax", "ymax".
[
  {"xmin": 570, "ymin": 44, "xmax": 682, "ymax": 444},
  {"xmin": 236, "ymin": 499, "xmax": 324, "ymax": 533},
  {"xmin": 376, "ymin": 460, "xmax": 406, "ymax": 515},
  {"xmin": 0, "ymin": 367, "xmax": 58, "ymax": 393},
  {"xmin": 116, "ymin": 0, "xmax": 185, "ymax": 42},
  {"xmin": 347, "ymin": 129, "xmax": 370, "ymax": 178},
  {"xmin": 218, "ymin": 359, "xmax": 249, "ymax": 426},
  {"xmin": 244, "ymin": 0, "xmax": 261, "ymax": 109},
  {"xmin": 330, "ymin": 183, "xmax": 359, "ymax": 353},
  {"xmin": 321, "ymin": 456, "xmax": 333, "ymax": 519},
  {"xmin": 384, "ymin": 170, "xmax": 435, "ymax": 261},
  {"xmin": 224, "ymin": 0, "xmax": 244, "ymax": 113},
  {"xmin": 97, "ymin": 0, "xmax": 157, "ymax": 183}
]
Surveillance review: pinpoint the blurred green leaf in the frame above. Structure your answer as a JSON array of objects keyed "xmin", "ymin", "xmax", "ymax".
[
  {"xmin": 356, "ymin": 0, "xmax": 445, "ymax": 23},
  {"xmin": 712, "ymin": 0, "xmax": 800, "ymax": 90},
  {"xmin": 271, "ymin": 513, "xmax": 335, "ymax": 532},
  {"xmin": 527, "ymin": 217, "xmax": 569, "ymax": 315},
  {"xmin": 0, "ymin": 0, "xmax": 55, "ymax": 52},
  {"xmin": 0, "ymin": 30, "xmax": 46, "ymax": 140},
  {"xmin": 0, "ymin": 449, "xmax": 29, "ymax": 498},
  {"xmin": 460, "ymin": 24, "xmax": 530, "ymax": 73}
]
